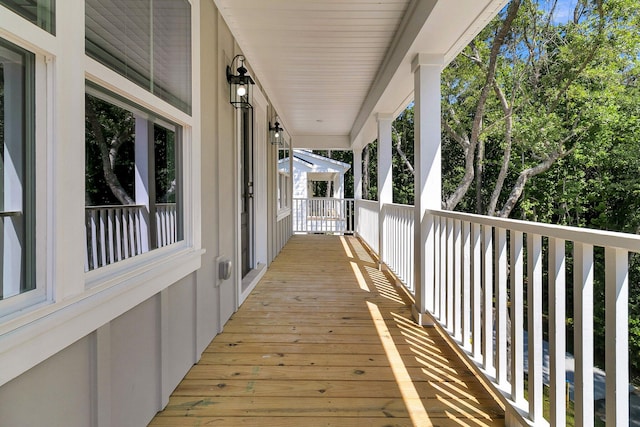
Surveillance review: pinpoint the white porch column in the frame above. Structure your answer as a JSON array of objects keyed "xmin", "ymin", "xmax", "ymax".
[
  {"xmin": 135, "ymin": 116, "xmax": 152, "ymax": 252},
  {"xmin": 335, "ymin": 174, "xmax": 344, "ymax": 199},
  {"xmin": 412, "ymin": 53, "xmax": 443, "ymax": 326},
  {"xmin": 353, "ymin": 148, "xmax": 362, "ymax": 234},
  {"xmin": 377, "ymin": 113, "xmax": 393, "ymax": 268},
  {"xmin": 54, "ymin": 0, "xmax": 86, "ymax": 300}
]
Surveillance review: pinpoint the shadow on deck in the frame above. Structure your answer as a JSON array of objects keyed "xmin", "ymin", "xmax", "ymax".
[{"xmin": 149, "ymin": 234, "xmax": 505, "ymax": 426}]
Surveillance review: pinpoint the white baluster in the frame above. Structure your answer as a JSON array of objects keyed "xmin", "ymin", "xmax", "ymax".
[
  {"xmin": 527, "ymin": 233, "xmax": 543, "ymax": 422},
  {"xmin": 605, "ymin": 246, "xmax": 628, "ymax": 427},
  {"xmin": 574, "ymin": 242, "xmax": 593, "ymax": 427},
  {"xmin": 495, "ymin": 227, "xmax": 507, "ymax": 387},
  {"xmin": 549, "ymin": 237, "xmax": 566, "ymax": 426},
  {"xmin": 510, "ymin": 230, "xmax": 524, "ymax": 404}
]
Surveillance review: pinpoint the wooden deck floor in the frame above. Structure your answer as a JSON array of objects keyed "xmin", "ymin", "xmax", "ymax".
[{"xmin": 149, "ymin": 234, "xmax": 505, "ymax": 426}]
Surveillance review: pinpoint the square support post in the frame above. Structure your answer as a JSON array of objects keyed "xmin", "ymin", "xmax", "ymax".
[
  {"xmin": 377, "ymin": 114, "xmax": 393, "ymax": 269},
  {"xmin": 353, "ymin": 148, "xmax": 362, "ymax": 235},
  {"xmin": 411, "ymin": 53, "xmax": 443, "ymax": 326}
]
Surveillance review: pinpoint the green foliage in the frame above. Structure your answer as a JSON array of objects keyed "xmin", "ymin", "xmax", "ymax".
[
  {"xmin": 154, "ymin": 125, "xmax": 177, "ymax": 203},
  {"xmin": 85, "ymin": 95, "xmax": 135, "ymax": 206},
  {"xmin": 312, "ymin": 150, "xmax": 354, "ymax": 198},
  {"xmin": 352, "ymin": 0, "xmax": 640, "ymax": 380}
]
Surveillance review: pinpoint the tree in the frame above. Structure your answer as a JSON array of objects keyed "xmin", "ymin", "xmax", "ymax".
[
  {"xmin": 85, "ymin": 95, "xmax": 135, "ymax": 205},
  {"xmin": 441, "ymin": 0, "xmax": 615, "ymax": 217}
]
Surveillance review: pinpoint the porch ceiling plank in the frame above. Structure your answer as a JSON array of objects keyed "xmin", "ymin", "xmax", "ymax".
[
  {"xmin": 214, "ymin": 0, "xmax": 508, "ymax": 150},
  {"xmin": 149, "ymin": 235, "xmax": 505, "ymax": 426}
]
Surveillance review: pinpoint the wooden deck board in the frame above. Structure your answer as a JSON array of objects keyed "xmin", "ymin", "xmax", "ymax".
[{"xmin": 149, "ymin": 234, "xmax": 504, "ymax": 426}]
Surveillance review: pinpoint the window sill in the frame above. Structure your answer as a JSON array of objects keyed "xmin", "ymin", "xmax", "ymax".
[{"xmin": 0, "ymin": 245, "xmax": 204, "ymax": 387}]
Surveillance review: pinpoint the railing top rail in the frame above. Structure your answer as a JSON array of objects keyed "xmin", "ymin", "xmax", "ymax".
[
  {"xmin": 385, "ymin": 202, "xmax": 413, "ymax": 210},
  {"xmin": 85, "ymin": 204, "xmax": 145, "ymax": 210},
  {"xmin": 156, "ymin": 203, "xmax": 177, "ymax": 207},
  {"xmin": 427, "ymin": 208, "xmax": 640, "ymax": 252},
  {"xmin": 293, "ymin": 197, "xmax": 355, "ymax": 202}
]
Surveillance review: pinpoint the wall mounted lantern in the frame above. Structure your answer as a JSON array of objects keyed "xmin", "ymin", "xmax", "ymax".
[
  {"xmin": 269, "ymin": 120, "xmax": 284, "ymax": 145},
  {"xmin": 226, "ymin": 54, "xmax": 255, "ymax": 108}
]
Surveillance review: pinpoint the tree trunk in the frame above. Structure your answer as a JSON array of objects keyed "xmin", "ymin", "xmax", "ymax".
[
  {"xmin": 445, "ymin": 0, "xmax": 521, "ymax": 213},
  {"xmin": 86, "ymin": 99, "xmax": 135, "ymax": 205},
  {"xmin": 497, "ymin": 151, "xmax": 564, "ymax": 218},
  {"xmin": 487, "ymin": 83, "xmax": 513, "ymax": 216},
  {"xmin": 393, "ymin": 126, "xmax": 414, "ymax": 175},
  {"xmin": 363, "ymin": 145, "xmax": 370, "ymax": 199},
  {"xmin": 475, "ymin": 133, "xmax": 485, "ymax": 214}
]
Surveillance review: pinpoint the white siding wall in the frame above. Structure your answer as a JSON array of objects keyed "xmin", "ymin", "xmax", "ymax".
[
  {"xmin": 109, "ymin": 296, "xmax": 162, "ymax": 427},
  {"xmin": 0, "ymin": 2, "xmax": 289, "ymax": 426},
  {"xmin": 293, "ymin": 163, "xmax": 309, "ymax": 198},
  {"xmin": 0, "ymin": 337, "xmax": 93, "ymax": 427},
  {"xmin": 217, "ymin": 13, "xmax": 239, "ymax": 325}
]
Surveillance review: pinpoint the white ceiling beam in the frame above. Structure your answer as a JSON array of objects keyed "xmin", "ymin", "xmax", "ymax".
[
  {"xmin": 292, "ymin": 135, "xmax": 351, "ymax": 150},
  {"xmin": 349, "ymin": 0, "xmax": 437, "ymax": 147}
]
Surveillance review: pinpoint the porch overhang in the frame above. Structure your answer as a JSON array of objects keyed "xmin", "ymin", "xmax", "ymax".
[{"xmin": 213, "ymin": 0, "xmax": 509, "ymax": 150}]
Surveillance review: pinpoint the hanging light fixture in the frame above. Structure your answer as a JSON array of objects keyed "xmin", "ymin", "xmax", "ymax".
[
  {"xmin": 269, "ymin": 120, "xmax": 284, "ymax": 145},
  {"xmin": 226, "ymin": 54, "xmax": 255, "ymax": 108}
]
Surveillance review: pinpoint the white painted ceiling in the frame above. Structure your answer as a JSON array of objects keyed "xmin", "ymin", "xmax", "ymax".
[{"xmin": 214, "ymin": 0, "xmax": 509, "ymax": 150}]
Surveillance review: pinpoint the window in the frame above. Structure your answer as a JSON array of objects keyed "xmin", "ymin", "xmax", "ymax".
[
  {"xmin": 0, "ymin": 38, "xmax": 35, "ymax": 302},
  {"xmin": 85, "ymin": 90, "xmax": 183, "ymax": 271},
  {"xmin": 0, "ymin": 0, "xmax": 55, "ymax": 34},
  {"xmin": 85, "ymin": 0, "xmax": 192, "ymax": 114},
  {"xmin": 277, "ymin": 144, "xmax": 290, "ymax": 213}
]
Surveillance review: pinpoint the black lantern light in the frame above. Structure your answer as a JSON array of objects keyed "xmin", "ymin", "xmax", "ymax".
[
  {"xmin": 226, "ymin": 55, "xmax": 255, "ymax": 108},
  {"xmin": 269, "ymin": 120, "xmax": 284, "ymax": 145}
]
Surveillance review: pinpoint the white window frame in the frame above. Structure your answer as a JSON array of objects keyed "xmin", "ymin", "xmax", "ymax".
[
  {"xmin": 0, "ymin": 6, "xmax": 54, "ymax": 320},
  {"xmin": 0, "ymin": 0, "xmax": 202, "ymax": 388},
  {"xmin": 83, "ymin": 86, "xmax": 184, "ymax": 272},
  {"xmin": 276, "ymin": 139, "xmax": 291, "ymax": 220},
  {"xmin": 83, "ymin": 37, "xmax": 197, "ymax": 288}
]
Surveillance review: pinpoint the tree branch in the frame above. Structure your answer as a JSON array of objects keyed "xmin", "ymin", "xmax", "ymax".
[
  {"xmin": 487, "ymin": 81, "xmax": 513, "ymax": 216},
  {"xmin": 86, "ymin": 97, "xmax": 135, "ymax": 205}
]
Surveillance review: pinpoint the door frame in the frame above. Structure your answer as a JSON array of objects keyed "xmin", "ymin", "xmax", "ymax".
[{"xmin": 235, "ymin": 85, "xmax": 268, "ymax": 306}]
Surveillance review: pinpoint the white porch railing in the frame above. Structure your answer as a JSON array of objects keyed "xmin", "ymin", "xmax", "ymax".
[
  {"xmin": 293, "ymin": 198, "xmax": 354, "ymax": 234},
  {"xmin": 356, "ymin": 199, "xmax": 379, "ymax": 252},
  {"xmin": 357, "ymin": 201, "xmax": 635, "ymax": 426},
  {"xmin": 156, "ymin": 203, "xmax": 178, "ymax": 247},
  {"xmin": 85, "ymin": 205, "xmax": 148, "ymax": 271},
  {"xmin": 381, "ymin": 203, "xmax": 414, "ymax": 294},
  {"xmin": 85, "ymin": 203, "xmax": 178, "ymax": 271}
]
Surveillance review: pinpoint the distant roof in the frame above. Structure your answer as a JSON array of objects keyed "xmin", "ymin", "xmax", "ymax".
[{"xmin": 291, "ymin": 150, "xmax": 351, "ymax": 173}]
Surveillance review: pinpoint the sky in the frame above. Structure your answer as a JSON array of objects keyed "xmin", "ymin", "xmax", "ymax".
[{"xmin": 550, "ymin": 0, "xmax": 579, "ymax": 24}]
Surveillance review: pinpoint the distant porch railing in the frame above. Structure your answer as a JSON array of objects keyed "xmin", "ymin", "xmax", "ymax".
[
  {"xmin": 85, "ymin": 204, "xmax": 177, "ymax": 271},
  {"xmin": 156, "ymin": 203, "xmax": 178, "ymax": 247},
  {"xmin": 355, "ymin": 200, "xmax": 379, "ymax": 252},
  {"xmin": 357, "ymin": 201, "xmax": 635, "ymax": 426},
  {"xmin": 293, "ymin": 198, "xmax": 354, "ymax": 234}
]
